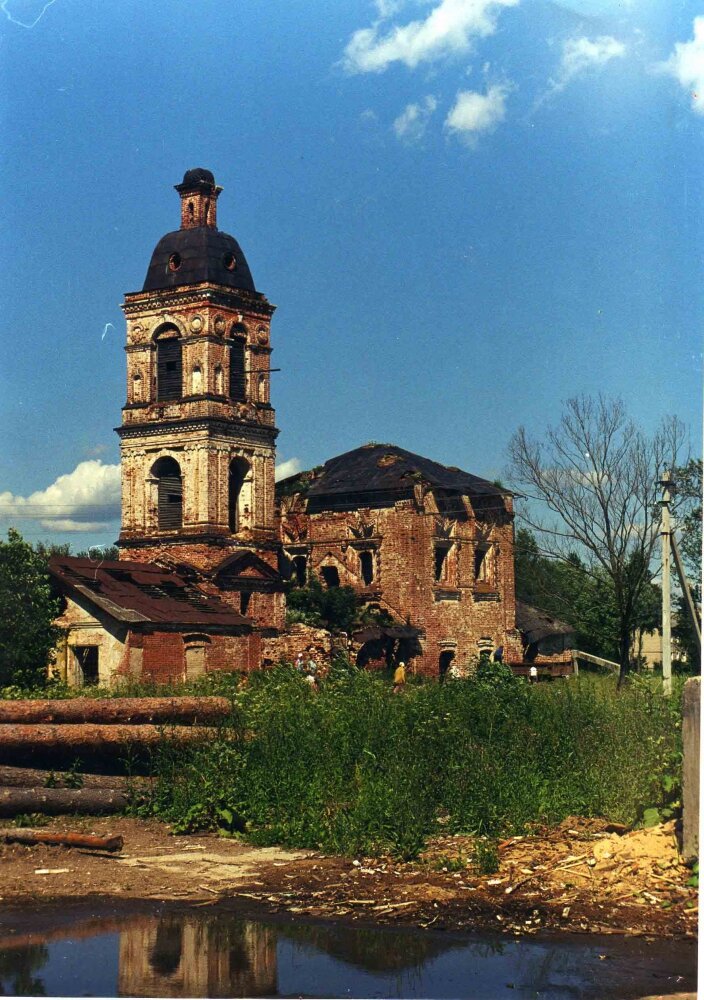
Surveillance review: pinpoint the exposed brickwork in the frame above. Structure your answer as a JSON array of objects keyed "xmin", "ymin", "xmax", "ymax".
[{"xmin": 280, "ymin": 491, "xmax": 524, "ymax": 677}]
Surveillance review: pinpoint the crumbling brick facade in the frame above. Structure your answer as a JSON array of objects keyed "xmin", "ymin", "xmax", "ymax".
[{"xmin": 278, "ymin": 446, "xmax": 524, "ymax": 677}]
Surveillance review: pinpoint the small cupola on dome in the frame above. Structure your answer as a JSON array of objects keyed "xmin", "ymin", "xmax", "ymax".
[
  {"xmin": 141, "ymin": 170, "xmax": 257, "ymax": 293},
  {"xmin": 175, "ymin": 167, "xmax": 222, "ymax": 229}
]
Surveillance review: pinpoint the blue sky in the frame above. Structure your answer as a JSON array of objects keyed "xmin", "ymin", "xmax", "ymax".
[{"xmin": 0, "ymin": 0, "xmax": 701, "ymax": 550}]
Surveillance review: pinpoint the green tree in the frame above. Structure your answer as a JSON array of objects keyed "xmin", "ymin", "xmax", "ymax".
[
  {"xmin": 0, "ymin": 529, "xmax": 62, "ymax": 687},
  {"xmin": 515, "ymin": 529, "xmax": 661, "ymax": 667},
  {"xmin": 286, "ymin": 575, "xmax": 359, "ymax": 633},
  {"xmin": 509, "ymin": 396, "xmax": 685, "ymax": 684}
]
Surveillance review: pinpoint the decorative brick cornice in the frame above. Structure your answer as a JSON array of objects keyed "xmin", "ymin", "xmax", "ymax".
[
  {"xmin": 122, "ymin": 284, "xmax": 275, "ymax": 318},
  {"xmin": 116, "ymin": 418, "xmax": 279, "ymax": 444}
]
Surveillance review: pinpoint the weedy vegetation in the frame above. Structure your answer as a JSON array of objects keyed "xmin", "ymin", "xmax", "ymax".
[{"xmin": 133, "ymin": 664, "xmax": 683, "ymax": 860}]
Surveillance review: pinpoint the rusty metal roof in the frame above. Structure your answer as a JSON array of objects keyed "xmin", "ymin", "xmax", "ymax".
[
  {"xmin": 515, "ymin": 600, "xmax": 575, "ymax": 644},
  {"xmin": 277, "ymin": 444, "xmax": 508, "ymax": 510},
  {"xmin": 49, "ymin": 557, "xmax": 251, "ymax": 632},
  {"xmin": 142, "ymin": 227, "xmax": 256, "ymax": 293}
]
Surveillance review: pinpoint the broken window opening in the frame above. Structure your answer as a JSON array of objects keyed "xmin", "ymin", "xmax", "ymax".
[
  {"xmin": 153, "ymin": 456, "xmax": 183, "ymax": 530},
  {"xmin": 320, "ymin": 565, "xmax": 340, "ymax": 589},
  {"xmin": 475, "ymin": 545, "xmax": 490, "ymax": 582},
  {"xmin": 434, "ymin": 544, "xmax": 450, "ymax": 582},
  {"xmin": 359, "ymin": 550, "xmax": 374, "ymax": 586},
  {"xmin": 187, "ymin": 202, "xmax": 194, "ymax": 223},
  {"xmin": 75, "ymin": 646, "xmax": 99, "ymax": 686},
  {"xmin": 439, "ymin": 650, "xmax": 455, "ymax": 682},
  {"xmin": 228, "ymin": 457, "xmax": 249, "ymax": 533},
  {"xmin": 293, "ymin": 555, "xmax": 307, "ymax": 586}
]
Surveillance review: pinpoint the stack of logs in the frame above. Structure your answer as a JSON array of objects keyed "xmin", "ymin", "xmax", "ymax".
[{"xmin": 0, "ymin": 697, "xmax": 231, "ymax": 818}]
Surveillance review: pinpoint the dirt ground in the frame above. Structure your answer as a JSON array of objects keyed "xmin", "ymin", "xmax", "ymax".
[{"xmin": 0, "ymin": 813, "xmax": 697, "ymax": 942}]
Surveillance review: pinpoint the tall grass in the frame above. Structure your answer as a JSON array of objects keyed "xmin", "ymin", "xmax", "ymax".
[{"xmin": 141, "ymin": 668, "xmax": 682, "ymax": 859}]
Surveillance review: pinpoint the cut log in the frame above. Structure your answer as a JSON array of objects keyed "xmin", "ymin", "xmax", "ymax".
[
  {"xmin": 0, "ymin": 787, "xmax": 128, "ymax": 817},
  {"xmin": 0, "ymin": 697, "xmax": 232, "ymax": 726},
  {"xmin": 0, "ymin": 827, "xmax": 124, "ymax": 851},
  {"xmin": 0, "ymin": 723, "xmax": 214, "ymax": 757},
  {"xmin": 0, "ymin": 765, "xmax": 150, "ymax": 790}
]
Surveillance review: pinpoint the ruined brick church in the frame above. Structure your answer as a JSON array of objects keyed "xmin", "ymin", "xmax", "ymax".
[{"xmin": 50, "ymin": 170, "xmax": 570, "ymax": 686}]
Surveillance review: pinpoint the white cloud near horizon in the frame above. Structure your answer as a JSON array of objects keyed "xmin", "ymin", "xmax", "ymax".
[
  {"xmin": 342, "ymin": 0, "xmax": 518, "ymax": 74},
  {"xmin": 445, "ymin": 83, "xmax": 509, "ymax": 139},
  {"xmin": 275, "ymin": 457, "xmax": 302, "ymax": 481},
  {"xmin": 661, "ymin": 16, "xmax": 704, "ymax": 115},
  {"xmin": 0, "ymin": 460, "xmax": 122, "ymax": 532},
  {"xmin": 393, "ymin": 95, "xmax": 438, "ymax": 142},
  {"xmin": 0, "ymin": 456, "xmax": 304, "ymax": 533}
]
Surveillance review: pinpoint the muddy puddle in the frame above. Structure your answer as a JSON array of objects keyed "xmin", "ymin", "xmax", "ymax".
[{"xmin": 0, "ymin": 904, "xmax": 696, "ymax": 998}]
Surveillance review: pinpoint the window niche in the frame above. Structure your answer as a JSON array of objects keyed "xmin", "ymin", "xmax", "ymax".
[{"xmin": 191, "ymin": 364, "xmax": 203, "ymax": 395}]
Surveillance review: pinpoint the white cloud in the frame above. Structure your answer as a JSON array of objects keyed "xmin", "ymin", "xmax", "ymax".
[
  {"xmin": 342, "ymin": 0, "xmax": 518, "ymax": 74},
  {"xmin": 661, "ymin": 16, "xmax": 704, "ymax": 115},
  {"xmin": 0, "ymin": 461, "xmax": 121, "ymax": 532},
  {"xmin": 393, "ymin": 95, "xmax": 438, "ymax": 142},
  {"xmin": 275, "ymin": 458, "xmax": 302, "ymax": 482},
  {"xmin": 445, "ymin": 83, "xmax": 509, "ymax": 140},
  {"xmin": 556, "ymin": 34, "xmax": 625, "ymax": 89}
]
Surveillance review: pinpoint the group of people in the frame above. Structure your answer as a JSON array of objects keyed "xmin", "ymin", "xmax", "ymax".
[{"xmin": 294, "ymin": 650, "xmax": 320, "ymax": 688}]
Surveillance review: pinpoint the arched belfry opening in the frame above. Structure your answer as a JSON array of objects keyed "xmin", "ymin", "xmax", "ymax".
[
  {"xmin": 152, "ymin": 457, "xmax": 183, "ymax": 530},
  {"xmin": 228, "ymin": 457, "xmax": 249, "ymax": 532},
  {"xmin": 155, "ymin": 326, "xmax": 182, "ymax": 401},
  {"xmin": 229, "ymin": 326, "xmax": 247, "ymax": 402}
]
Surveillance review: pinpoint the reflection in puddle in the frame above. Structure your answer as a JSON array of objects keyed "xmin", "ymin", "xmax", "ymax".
[{"xmin": 0, "ymin": 909, "xmax": 696, "ymax": 998}]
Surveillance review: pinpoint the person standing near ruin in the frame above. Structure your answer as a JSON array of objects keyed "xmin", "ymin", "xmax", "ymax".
[{"xmin": 393, "ymin": 661, "xmax": 406, "ymax": 694}]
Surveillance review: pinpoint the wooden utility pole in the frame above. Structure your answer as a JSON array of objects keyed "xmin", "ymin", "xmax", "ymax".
[{"xmin": 659, "ymin": 470, "xmax": 672, "ymax": 696}]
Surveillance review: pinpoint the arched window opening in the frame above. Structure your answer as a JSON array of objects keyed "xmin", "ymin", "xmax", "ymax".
[
  {"xmin": 359, "ymin": 550, "xmax": 374, "ymax": 586},
  {"xmin": 214, "ymin": 365, "xmax": 224, "ymax": 395},
  {"xmin": 191, "ymin": 364, "xmax": 202, "ymax": 395},
  {"xmin": 153, "ymin": 456, "xmax": 183, "ymax": 530},
  {"xmin": 321, "ymin": 565, "xmax": 340, "ymax": 589},
  {"xmin": 228, "ymin": 458, "xmax": 249, "ymax": 532},
  {"xmin": 155, "ymin": 329, "xmax": 182, "ymax": 401},
  {"xmin": 230, "ymin": 338, "xmax": 246, "ymax": 401},
  {"xmin": 188, "ymin": 201, "xmax": 194, "ymax": 223},
  {"xmin": 132, "ymin": 373, "xmax": 142, "ymax": 402}
]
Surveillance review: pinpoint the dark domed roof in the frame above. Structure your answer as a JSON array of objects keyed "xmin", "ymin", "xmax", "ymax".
[
  {"xmin": 142, "ymin": 227, "xmax": 256, "ymax": 292},
  {"xmin": 180, "ymin": 167, "xmax": 215, "ymax": 187}
]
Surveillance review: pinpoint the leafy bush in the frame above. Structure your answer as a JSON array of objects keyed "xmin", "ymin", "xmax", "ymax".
[{"xmin": 142, "ymin": 670, "xmax": 683, "ymax": 861}]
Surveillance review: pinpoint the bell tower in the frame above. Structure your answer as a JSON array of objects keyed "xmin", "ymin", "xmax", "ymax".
[{"xmin": 117, "ymin": 168, "xmax": 280, "ymax": 581}]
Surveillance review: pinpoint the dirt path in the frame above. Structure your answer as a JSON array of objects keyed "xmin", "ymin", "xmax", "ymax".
[{"xmin": 0, "ymin": 815, "xmax": 696, "ymax": 941}]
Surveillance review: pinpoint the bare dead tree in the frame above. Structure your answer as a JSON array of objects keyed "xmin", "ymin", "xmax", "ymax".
[{"xmin": 508, "ymin": 396, "xmax": 686, "ymax": 685}]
